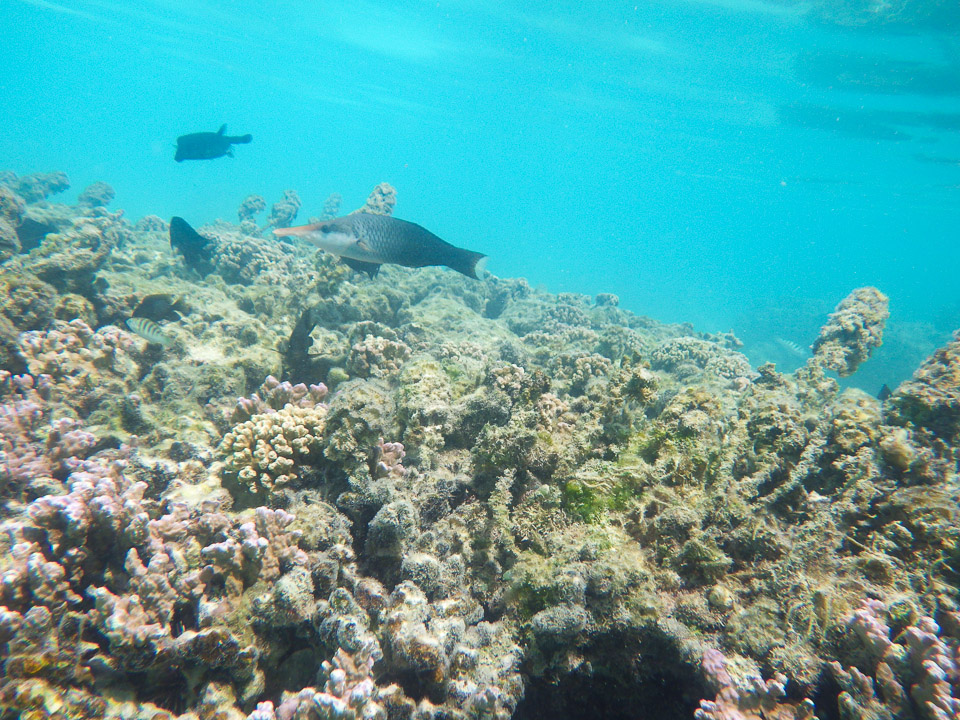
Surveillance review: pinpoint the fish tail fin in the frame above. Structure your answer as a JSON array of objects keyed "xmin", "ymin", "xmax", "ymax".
[
  {"xmin": 450, "ymin": 250, "xmax": 487, "ymax": 279},
  {"xmin": 273, "ymin": 223, "xmax": 322, "ymax": 238}
]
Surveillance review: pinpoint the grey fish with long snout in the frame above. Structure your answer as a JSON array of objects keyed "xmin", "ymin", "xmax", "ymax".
[{"xmin": 273, "ymin": 213, "xmax": 487, "ymax": 279}]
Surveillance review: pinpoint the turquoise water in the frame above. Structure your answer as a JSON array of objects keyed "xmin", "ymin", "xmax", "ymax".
[{"xmin": 2, "ymin": 0, "xmax": 958, "ymax": 388}]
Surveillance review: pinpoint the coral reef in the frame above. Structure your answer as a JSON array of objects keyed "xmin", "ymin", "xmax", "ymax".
[
  {"xmin": 886, "ymin": 331, "xmax": 960, "ymax": 449},
  {"xmin": 0, "ymin": 168, "xmax": 955, "ymax": 720},
  {"xmin": 355, "ymin": 182, "xmax": 397, "ymax": 216},
  {"xmin": 830, "ymin": 600, "xmax": 959, "ymax": 720},
  {"xmin": 1, "ymin": 170, "xmax": 70, "ymax": 203},
  {"xmin": 238, "ymin": 194, "xmax": 266, "ymax": 224},
  {"xmin": 219, "ymin": 403, "xmax": 328, "ymax": 503},
  {"xmin": 76, "ymin": 182, "xmax": 115, "ymax": 209},
  {"xmin": 320, "ymin": 193, "xmax": 342, "ymax": 220},
  {"xmin": 0, "ymin": 185, "xmax": 25, "ymax": 262},
  {"xmin": 696, "ymin": 648, "xmax": 817, "ymax": 720},
  {"xmin": 267, "ymin": 190, "xmax": 301, "ymax": 230},
  {"xmin": 812, "ymin": 287, "xmax": 890, "ymax": 377},
  {"xmin": 0, "ymin": 370, "xmax": 96, "ymax": 505}
]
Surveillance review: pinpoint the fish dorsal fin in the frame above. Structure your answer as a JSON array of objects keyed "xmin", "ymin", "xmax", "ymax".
[{"xmin": 217, "ymin": 124, "xmax": 226, "ymax": 135}]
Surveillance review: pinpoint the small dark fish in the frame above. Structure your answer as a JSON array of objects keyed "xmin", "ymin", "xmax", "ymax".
[
  {"xmin": 282, "ymin": 303, "xmax": 346, "ymax": 381},
  {"xmin": 273, "ymin": 213, "xmax": 487, "ymax": 279},
  {"xmin": 175, "ymin": 124, "xmax": 252, "ymax": 162},
  {"xmin": 169, "ymin": 217, "xmax": 215, "ymax": 277},
  {"xmin": 133, "ymin": 293, "xmax": 189, "ymax": 323},
  {"xmin": 126, "ymin": 317, "xmax": 170, "ymax": 346},
  {"xmin": 284, "ymin": 306, "xmax": 319, "ymax": 380},
  {"xmin": 877, "ymin": 384, "xmax": 892, "ymax": 401}
]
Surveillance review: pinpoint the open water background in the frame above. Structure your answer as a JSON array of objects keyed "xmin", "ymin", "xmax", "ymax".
[{"xmin": 2, "ymin": 0, "xmax": 959, "ymax": 390}]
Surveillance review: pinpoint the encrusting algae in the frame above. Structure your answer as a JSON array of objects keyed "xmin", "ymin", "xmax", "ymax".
[{"xmin": 0, "ymin": 169, "xmax": 957, "ymax": 720}]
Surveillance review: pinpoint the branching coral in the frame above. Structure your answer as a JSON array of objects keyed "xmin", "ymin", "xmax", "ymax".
[
  {"xmin": 346, "ymin": 334, "xmax": 411, "ymax": 379},
  {"xmin": 0, "ymin": 371, "xmax": 96, "ymax": 502},
  {"xmin": 219, "ymin": 403, "xmax": 328, "ymax": 501},
  {"xmin": 695, "ymin": 648, "xmax": 818, "ymax": 720},
  {"xmin": 238, "ymin": 194, "xmax": 266, "ymax": 224},
  {"xmin": 231, "ymin": 375, "xmax": 328, "ymax": 423},
  {"xmin": 831, "ymin": 599, "xmax": 960, "ymax": 720},
  {"xmin": 15, "ymin": 319, "xmax": 142, "ymax": 421}
]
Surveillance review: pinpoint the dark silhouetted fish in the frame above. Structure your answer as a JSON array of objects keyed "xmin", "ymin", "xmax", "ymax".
[
  {"xmin": 284, "ymin": 306, "xmax": 319, "ymax": 380},
  {"xmin": 282, "ymin": 303, "xmax": 348, "ymax": 382},
  {"xmin": 877, "ymin": 384, "xmax": 892, "ymax": 401},
  {"xmin": 175, "ymin": 124, "xmax": 252, "ymax": 162},
  {"xmin": 273, "ymin": 213, "xmax": 487, "ymax": 279},
  {"xmin": 133, "ymin": 293, "xmax": 189, "ymax": 323},
  {"xmin": 169, "ymin": 217, "xmax": 215, "ymax": 277}
]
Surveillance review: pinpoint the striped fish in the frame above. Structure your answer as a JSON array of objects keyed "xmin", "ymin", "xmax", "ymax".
[
  {"xmin": 126, "ymin": 317, "xmax": 170, "ymax": 346},
  {"xmin": 775, "ymin": 338, "xmax": 806, "ymax": 357}
]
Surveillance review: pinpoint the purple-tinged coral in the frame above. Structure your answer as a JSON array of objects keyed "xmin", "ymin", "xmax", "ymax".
[
  {"xmin": 202, "ymin": 506, "xmax": 307, "ymax": 584},
  {"xmin": 0, "ymin": 542, "xmax": 83, "ymax": 611},
  {"xmin": 0, "ymin": 373, "xmax": 96, "ymax": 501},
  {"xmin": 26, "ymin": 463, "xmax": 149, "ymax": 554},
  {"xmin": 371, "ymin": 438, "xmax": 407, "ymax": 479},
  {"xmin": 231, "ymin": 375, "xmax": 328, "ymax": 423},
  {"xmin": 244, "ymin": 644, "xmax": 403, "ymax": 720},
  {"xmin": 833, "ymin": 600, "xmax": 960, "ymax": 720},
  {"xmin": 904, "ymin": 616, "xmax": 959, "ymax": 720},
  {"xmin": 16, "ymin": 319, "xmax": 141, "ymax": 414},
  {"xmin": 695, "ymin": 648, "xmax": 817, "ymax": 720},
  {"xmin": 346, "ymin": 334, "xmax": 411, "ymax": 379}
]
